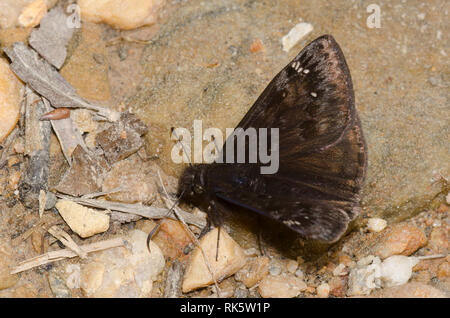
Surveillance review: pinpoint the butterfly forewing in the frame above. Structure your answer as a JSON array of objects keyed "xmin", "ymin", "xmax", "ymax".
[
  {"xmin": 210, "ymin": 113, "xmax": 367, "ymax": 242},
  {"xmin": 220, "ymin": 34, "xmax": 356, "ymax": 162}
]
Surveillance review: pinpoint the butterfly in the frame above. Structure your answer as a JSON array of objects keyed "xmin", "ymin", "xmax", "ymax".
[{"xmin": 178, "ymin": 35, "xmax": 367, "ymax": 243}]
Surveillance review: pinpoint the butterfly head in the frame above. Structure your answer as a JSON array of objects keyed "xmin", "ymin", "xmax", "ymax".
[{"xmin": 178, "ymin": 164, "xmax": 209, "ymax": 203}]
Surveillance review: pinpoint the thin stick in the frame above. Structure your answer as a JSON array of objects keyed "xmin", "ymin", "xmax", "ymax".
[
  {"xmin": 417, "ymin": 254, "xmax": 447, "ymax": 260},
  {"xmin": 12, "ymin": 219, "xmax": 46, "ymax": 244},
  {"xmin": 81, "ymin": 187, "xmax": 124, "ymax": 199},
  {"xmin": 47, "ymin": 225, "xmax": 87, "ymax": 259},
  {"xmin": 156, "ymin": 170, "xmax": 222, "ymax": 297},
  {"xmin": 55, "ymin": 193, "xmax": 206, "ymax": 229},
  {"xmin": 11, "ymin": 237, "xmax": 125, "ymax": 274}
]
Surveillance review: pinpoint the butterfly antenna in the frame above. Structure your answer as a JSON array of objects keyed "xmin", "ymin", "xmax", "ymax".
[
  {"xmin": 147, "ymin": 188, "xmax": 186, "ymax": 253},
  {"xmin": 171, "ymin": 127, "xmax": 193, "ymax": 167}
]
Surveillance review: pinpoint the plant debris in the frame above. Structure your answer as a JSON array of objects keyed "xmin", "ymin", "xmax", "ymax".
[
  {"xmin": 28, "ymin": 6, "xmax": 74, "ymax": 69},
  {"xmin": 4, "ymin": 42, "xmax": 120, "ymax": 121}
]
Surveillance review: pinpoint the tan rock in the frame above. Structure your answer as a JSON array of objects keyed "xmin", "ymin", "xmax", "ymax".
[
  {"xmin": 0, "ymin": 58, "xmax": 22, "ymax": 143},
  {"xmin": 286, "ymin": 259, "xmax": 298, "ymax": 274},
  {"xmin": 60, "ymin": 23, "xmax": 111, "ymax": 102},
  {"xmin": 0, "ymin": 251, "xmax": 19, "ymax": 290},
  {"xmin": 0, "ymin": 0, "xmax": 56, "ymax": 29},
  {"xmin": 102, "ymin": 158, "xmax": 157, "ymax": 204},
  {"xmin": 372, "ymin": 223, "xmax": 427, "ymax": 259},
  {"xmin": 329, "ymin": 277, "xmax": 346, "ymax": 297},
  {"xmin": 7, "ymin": 170, "xmax": 21, "ymax": 190},
  {"xmin": 317, "ymin": 283, "xmax": 330, "ymax": 298},
  {"xmin": 258, "ymin": 274, "xmax": 307, "ymax": 298},
  {"xmin": 12, "ymin": 284, "xmax": 38, "ymax": 297},
  {"xmin": 18, "ymin": 0, "xmax": 47, "ymax": 28},
  {"xmin": 80, "ymin": 262, "xmax": 105, "ymax": 296},
  {"xmin": 12, "ymin": 140, "xmax": 24, "ymax": 154},
  {"xmin": 367, "ymin": 218, "xmax": 387, "ymax": 233},
  {"xmin": 79, "ymin": 0, "xmax": 165, "ymax": 30},
  {"xmin": 31, "ymin": 230, "xmax": 43, "ymax": 253},
  {"xmin": 81, "ymin": 230, "xmax": 165, "ymax": 297},
  {"xmin": 428, "ymin": 226, "xmax": 449, "ymax": 254},
  {"xmin": 55, "ymin": 200, "xmax": 110, "ymax": 238},
  {"xmin": 369, "ymin": 282, "xmax": 446, "ymax": 298},
  {"xmin": 182, "ymin": 228, "xmax": 246, "ymax": 293},
  {"xmin": 235, "ymin": 256, "xmax": 270, "ymax": 288},
  {"xmin": 437, "ymin": 262, "xmax": 450, "ymax": 279},
  {"xmin": 159, "ymin": 219, "xmax": 193, "ymax": 255}
]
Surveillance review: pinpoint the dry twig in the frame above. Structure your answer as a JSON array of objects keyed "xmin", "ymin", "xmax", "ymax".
[
  {"xmin": 47, "ymin": 225, "xmax": 87, "ymax": 259},
  {"xmin": 156, "ymin": 170, "xmax": 222, "ymax": 297},
  {"xmin": 55, "ymin": 193, "xmax": 206, "ymax": 229}
]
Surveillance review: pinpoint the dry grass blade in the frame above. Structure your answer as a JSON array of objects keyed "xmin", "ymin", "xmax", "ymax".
[
  {"xmin": 47, "ymin": 225, "xmax": 87, "ymax": 259},
  {"xmin": 4, "ymin": 42, "xmax": 120, "ymax": 122},
  {"xmin": 156, "ymin": 170, "xmax": 222, "ymax": 298},
  {"xmin": 55, "ymin": 193, "xmax": 206, "ymax": 229},
  {"xmin": 11, "ymin": 237, "xmax": 125, "ymax": 274}
]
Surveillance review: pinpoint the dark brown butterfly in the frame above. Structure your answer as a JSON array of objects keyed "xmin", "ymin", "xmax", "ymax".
[{"xmin": 178, "ymin": 35, "xmax": 367, "ymax": 243}]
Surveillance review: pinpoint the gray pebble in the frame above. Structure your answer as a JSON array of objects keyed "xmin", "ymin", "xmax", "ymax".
[{"xmin": 44, "ymin": 191, "xmax": 57, "ymax": 210}]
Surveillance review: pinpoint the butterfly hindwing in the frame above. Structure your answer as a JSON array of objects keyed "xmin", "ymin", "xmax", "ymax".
[{"xmin": 208, "ymin": 114, "xmax": 367, "ymax": 242}]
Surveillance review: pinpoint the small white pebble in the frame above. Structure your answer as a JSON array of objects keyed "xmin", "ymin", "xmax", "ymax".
[
  {"xmin": 446, "ymin": 192, "xmax": 450, "ymax": 205},
  {"xmin": 311, "ymin": 92, "xmax": 317, "ymax": 97},
  {"xmin": 316, "ymin": 283, "xmax": 330, "ymax": 298},
  {"xmin": 367, "ymin": 217, "xmax": 387, "ymax": 232},
  {"xmin": 303, "ymin": 69, "xmax": 310, "ymax": 74},
  {"xmin": 380, "ymin": 255, "xmax": 419, "ymax": 287},
  {"xmin": 281, "ymin": 22, "xmax": 314, "ymax": 52}
]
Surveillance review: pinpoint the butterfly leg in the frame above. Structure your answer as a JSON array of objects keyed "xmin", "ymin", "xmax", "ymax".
[
  {"xmin": 208, "ymin": 200, "xmax": 224, "ymax": 261},
  {"xmin": 198, "ymin": 217, "xmax": 212, "ymax": 239}
]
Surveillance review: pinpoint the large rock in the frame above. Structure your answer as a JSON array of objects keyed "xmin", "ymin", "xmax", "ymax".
[
  {"xmin": 356, "ymin": 223, "xmax": 428, "ymax": 259},
  {"xmin": 78, "ymin": 0, "xmax": 165, "ymax": 30},
  {"xmin": 79, "ymin": 230, "xmax": 165, "ymax": 297},
  {"xmin": 0, "ymin": 0, "xmax": 56, "ymax": 28},
  {"xmin": 0, "ymin": 58, "xmax": 23, "ymax": 143},
  {"xmin": 369, "ymin": 282, "xmax": 446, "ymax": 298},
  {"xmin": 0, "ymin": 248, "xmax": 19, "ymax": 291},
  {"xmin": 258, "ymin": 274, "xmax": 307, "ymax": 298},
  {"xmin": 182, "ymin": 228, "xmax": 246, "ymax": 293}
]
